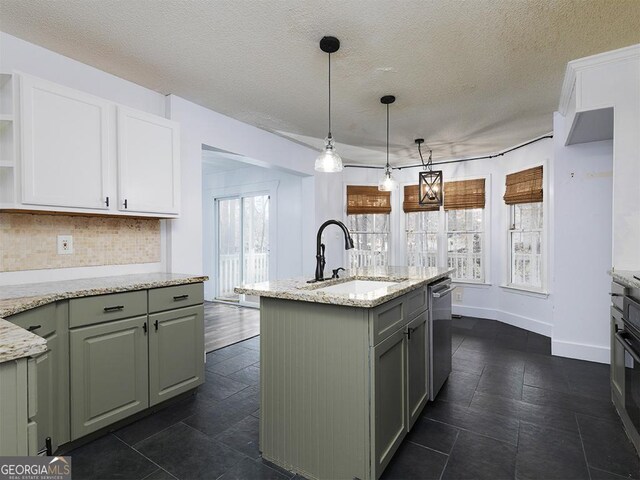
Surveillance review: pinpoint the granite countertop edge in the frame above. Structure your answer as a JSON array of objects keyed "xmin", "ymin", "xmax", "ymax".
[
  {"xmin": 609, "ymin": 270, "xmax": 640, "ymax": 289},
  {"xmin": 0, "ymin": 273, "xmax": 208, "ymax": 364},
  {"xmin": 235, "ymin": 267, "xmax": 454, "ymax": 308}
]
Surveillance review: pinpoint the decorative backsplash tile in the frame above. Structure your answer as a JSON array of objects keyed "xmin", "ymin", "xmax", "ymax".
[{"xmin": 0, "ymin": 213, "xmax": 161, "ymax": 272}]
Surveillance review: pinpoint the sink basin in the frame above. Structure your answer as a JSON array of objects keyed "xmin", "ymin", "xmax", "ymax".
[{"xmin": 315, "ymin": 280, "xmax": 399, "ymax": 295}]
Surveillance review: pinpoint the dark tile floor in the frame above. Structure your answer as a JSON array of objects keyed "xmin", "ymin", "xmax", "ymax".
[{"xmin": 67, "ymin": 317, "xmax": 640, "ymax": 480}]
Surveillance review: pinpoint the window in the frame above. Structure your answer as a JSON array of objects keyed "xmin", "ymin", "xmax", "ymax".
[
  {"xmin": 346, "ymin": 185, "xmax": 391, "ymax": 269},
  {"xmin": 347, "ymin": 214, "xmax": 390, "ymax": 268},
  {"xmin": 504, "ymin": 165, "xmax": 544, "ymax": 290},
  {"xmin": 444, "ymin": 179, "xmax": 486, "ymax": 282},
  {"xmin": 403, "ymin": 184, "xmax": 440, "ymax": 267},
  {"xmin": 406, "ymin": 211, "xmax": 439, "ymax": 267},
  {"xmin": 446, "ymin": 208, "xmax": 484, "ymax": 281},
  {"xmin": 509, "ymin": 203, "xmax": 543, "ymax": 288}
]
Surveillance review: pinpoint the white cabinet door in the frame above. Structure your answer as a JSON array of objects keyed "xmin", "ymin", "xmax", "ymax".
[
  {"xmin": 20, "ymin": 75, "xmax": 111, "ymax": 209},
  {"xmin": 117, "ymin": 107, "xmax": 180, "ymax": 215}
]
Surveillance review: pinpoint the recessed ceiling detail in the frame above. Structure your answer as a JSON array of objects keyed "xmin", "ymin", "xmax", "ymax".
[{"xmin": 1, "ymin": 0, "xmax": 639, "ymax": 165}]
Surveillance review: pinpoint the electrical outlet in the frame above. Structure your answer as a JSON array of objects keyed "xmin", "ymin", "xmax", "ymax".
[
  {"xmin": 57, "ymin": 235, "xmax": 73, "ymax": 255},
  {"xmin": 454, "ymin": 287, "xmax": 463, "ymax": 302}
]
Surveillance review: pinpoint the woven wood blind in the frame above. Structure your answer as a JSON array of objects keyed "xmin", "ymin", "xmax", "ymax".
[
  {"xmin": 443, "ymin": 179, "xmax": 486, "ymax": 211},
  {"xmin": 503, "ymin": 166, "xmax": 543, "ymax": 204},
  {"xmin": 346, "ymin": 185, "xmax": 391, "ymax": 215},
  {"xmin": 403, "ymin": 185, "xmax": 440, "ymax": 213}
]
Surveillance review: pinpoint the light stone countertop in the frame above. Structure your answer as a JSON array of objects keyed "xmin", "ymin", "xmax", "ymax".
[
  {"xmin": 235, "ymin": 266, "xmax": 454, "ymax": 308},
  {"xmin": 0, "ymin": 272, "xmax": 208, "ymax": 363},
  {"xmin": 610, "ymin": 270, "xmax": 640, "ymax": 290}
]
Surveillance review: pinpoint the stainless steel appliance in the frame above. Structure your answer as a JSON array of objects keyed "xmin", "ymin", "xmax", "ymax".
[
  {"xmin": 611, "ymin": 282, "xmax": 640, "ymax": 454},
  {"xmin": 428, "ymin": 278, "xmax": 454, "ymax": 400}
]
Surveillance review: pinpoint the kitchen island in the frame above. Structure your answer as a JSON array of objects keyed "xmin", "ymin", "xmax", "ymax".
[{"xmin": 235, "ymin": 266, "xmax": 452, "ymax": 480}]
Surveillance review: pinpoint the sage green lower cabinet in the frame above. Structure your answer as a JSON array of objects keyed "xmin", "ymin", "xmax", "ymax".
[
  {"xmin": 372, "ymin": 328, "xmax": 407, "ymax": 476},
  {"xmin": 70, "ymin": 315, "xmax": 149, "ymax": 439},
  {"xmin": 260, "ymin": 286, "xmax": 431, "ymax": 480},
  {"xmin": 149, "ymin": 305, "xmax": 204, "ymax": 406},
  {"xmin": 7, "ymin": 301, "xmax": 70, "ymax": 453},
  {"xmin": 406, "ymin": 311, "xmax": 429, "ymax": 429},
  {"xmin": 0, "ymin": 358, "xmax": 36, "ymax": 455}
]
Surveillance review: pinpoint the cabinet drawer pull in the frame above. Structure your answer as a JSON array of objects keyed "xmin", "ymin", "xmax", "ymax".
[
  {"xmin": 27, "ymin": 325, "xmax": 41, "ymax": 332},
  {"xmin": 173, "ymin": 294, "xmax": 189, "ymax": 301},
  {"xmin": 103, "ymin": 305, "xmax": 125, "ymax": 312}
]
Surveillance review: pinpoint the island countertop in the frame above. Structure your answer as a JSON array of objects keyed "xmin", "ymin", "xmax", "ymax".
[
  {"xmin": 0, "ymin": 272, "xmax": 208, "ymax": 363},
  {"xmin": 610, "ymin": 270, "xmax": 640, "ymax": 290},
  {"xmin": 234, "ymin": 266, "xmax": 453, "ymax": 308}
]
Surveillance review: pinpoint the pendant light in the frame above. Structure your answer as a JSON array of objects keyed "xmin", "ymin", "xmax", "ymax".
[
  {"xmin": 378, "ymin": 95, "xmax": 397, "ymax": 191},
  {"xmin": 315, "ymin": 36, "xmax": 343, "ymax": 173},
  {"xmin": 417, "ymin": 138, "xmax": 443, "ymax": 206}
]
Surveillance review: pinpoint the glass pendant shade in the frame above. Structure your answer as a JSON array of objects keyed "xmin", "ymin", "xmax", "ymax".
[
  {"xmin": 419, "ymin": 170, "xmax": 443, "ymax": 205},
  {"xmin": 315, "ymin": 136, "xmax": 343, "ymax": 172},
  {"xmin": 378, "ymin": 169, "xmax": 397, "ymax": 191}
]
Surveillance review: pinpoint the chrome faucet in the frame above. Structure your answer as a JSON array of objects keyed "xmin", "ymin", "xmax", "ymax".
[{"xmin": 315, "ymin": 220, "xmax": 354, "ymax": 281}]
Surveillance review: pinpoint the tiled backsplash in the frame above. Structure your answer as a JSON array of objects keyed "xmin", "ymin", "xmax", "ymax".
[{"xmin": 0, "ymin": 213, "xmax": 161, "ymax": 272}]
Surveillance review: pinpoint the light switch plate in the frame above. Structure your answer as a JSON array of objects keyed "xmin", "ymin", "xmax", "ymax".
[{"xmin": 57, "ymin": 235, "xmax": 73, "ymax": 255}]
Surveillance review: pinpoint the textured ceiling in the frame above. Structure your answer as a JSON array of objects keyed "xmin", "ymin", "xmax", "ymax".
[{"xmin": 1, "ymin": 0, "xmax": 639, "ymax": 165}]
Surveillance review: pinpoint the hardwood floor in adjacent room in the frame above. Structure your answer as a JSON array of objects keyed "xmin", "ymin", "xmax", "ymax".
[{"xmin": 204, "ymin": 301, "xmax": 260, "ymax": 352}]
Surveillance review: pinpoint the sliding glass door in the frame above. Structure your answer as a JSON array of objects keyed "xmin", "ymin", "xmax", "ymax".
[{"xmin": 216, "ymin": 193, "xmax": 270, "ymax": 305}]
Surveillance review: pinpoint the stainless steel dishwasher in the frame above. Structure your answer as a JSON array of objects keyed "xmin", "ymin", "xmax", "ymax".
[{"xmin": 429, "ymin": 278, "xmax": 454, "ymax": 400}]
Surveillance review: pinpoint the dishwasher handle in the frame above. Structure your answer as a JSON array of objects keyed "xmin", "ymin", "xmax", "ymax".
[{"xmin": 432, "ymin": 286, "xmax": 455, "ymax": 298}]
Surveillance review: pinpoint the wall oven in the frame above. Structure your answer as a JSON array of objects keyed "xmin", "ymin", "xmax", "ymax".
[{"xmin": 612, "ymin": 286, "xmax": 640, "ymax": 454}]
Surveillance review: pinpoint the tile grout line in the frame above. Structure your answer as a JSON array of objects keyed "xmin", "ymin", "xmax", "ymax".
[
  {"xmin": 425, "ymin": 417, "xmax": 518, "ymax": 448},
  {"xmin": 438, "ymin": 430, "xmax": 459, "ymax": 480},
  {"xmin": 574, "ymin": 412, "xmax": 592, "ymax": 480},
  {"xmin": 111, "ymin": 434, "xmax": 178, "ymax": 480}
]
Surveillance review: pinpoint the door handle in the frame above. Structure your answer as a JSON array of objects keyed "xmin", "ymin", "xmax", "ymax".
[
  {"xmin": 615, "ymin": 331, "xmax": 640, "ymax": 363},
  {"xmin": 173, "ymin": 294, "xmax": 189, "ymax": 301},
  {"xmin": 405, "ymin": 327, "xmax": 415, "ymax": 340},
  {"xmin": 433, "ymin": 287, "xmax": 455, "ymax": 298},
  {"xmin": 143, "ymin": 322, "xmax": 147, "ymax": 335},
  {"xmin": 154, "ymin": 320, "xmax": 159, "ymax": 331}
]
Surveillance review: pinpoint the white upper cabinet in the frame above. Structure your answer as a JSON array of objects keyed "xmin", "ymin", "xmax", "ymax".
[
  {"xmin": 20, "ymin": 74, "xmax": 111, "ymax": 210},
  {"xmin": 117, "ymin": 107, "xmax": 180, "ymax": 215},
  {"xmin": 3, "ymin": 73, "xmax": 180, "ymax": 217}
]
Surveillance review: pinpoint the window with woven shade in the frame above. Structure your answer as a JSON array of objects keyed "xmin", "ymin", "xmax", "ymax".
[
  {"xmin": 444, "ymin": 178, "xmax": 486, "ymax": 282},
  {"xmin": 505, "ymin": 166, "xmax": 544, "ymax": 290},
  {"xmin": 346, "ymin": 185, "xmax": 391, "ymax": 269},
  {"xmin": 403, "ymin": 185, "xmax": 439, "ymax": 267}
]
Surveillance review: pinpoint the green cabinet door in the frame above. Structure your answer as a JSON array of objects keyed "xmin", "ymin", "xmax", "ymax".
[
  {"xmin": 148, "ymin": 305, "xmax": 204, "ymax": 406},
  {"xmin": 372, "ymin": 327, "xmax": 407, "ymax": 478},
  {"xmin": 70, "ymin": 315, "xmax": 149, "ymax": 439},
  {"xmin": 406, "ymin": 311, "xmax": 429, "ymax": 430}
]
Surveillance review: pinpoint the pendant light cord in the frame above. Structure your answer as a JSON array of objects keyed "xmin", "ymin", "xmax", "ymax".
[
  {"xmin": 328, "ymin": 52, "xmax": 332, "ymax": 138},
  {"xmin": 386, "ymin": 103, "xmax": 390, "ymax": 172}
]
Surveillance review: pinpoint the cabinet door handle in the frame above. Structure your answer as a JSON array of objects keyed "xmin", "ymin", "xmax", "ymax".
[
  {"xmin": 103, "ymin": 305, "xmax": 124, "ymax": 312},
  {"xmin": 27, "ymin": 325, "xmax": 41, "ymax": 332},
  {"xmin": 143, "ymin": 322, "xmax": 147, "ymax": 334},
  {"xmin": 154, "ymin": 320, "xmax": 159, "ymax": 331},
  {"xmin": 173, "ymin": 294, "xmax": 189, "ymax": 301},
  {"xmin": 123, "ymin": 199, "xmax": 128, "ymax": 209},
  {"xmin": 105, "ymin": 196, "xmax": 110, "ymax": 207},
  {"xmin": 405, "ymin": 327, "xmax": 415, "ymax": 340}
]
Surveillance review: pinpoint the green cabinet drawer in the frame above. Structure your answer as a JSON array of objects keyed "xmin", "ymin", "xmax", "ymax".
[
  {"xmin": 69, "ymin": 291, "xmax": 147, "ymax": 328},
  {"xmin": 148, "ymin": 283, "xmax": 204, "ymax": 314},
  {"xmin": 8, "ymin": 302, "xmax": 57, "ymax": 337},
  {"xmin": 404, "ymin": 287, "xmax": 428, "ymax": 320}
]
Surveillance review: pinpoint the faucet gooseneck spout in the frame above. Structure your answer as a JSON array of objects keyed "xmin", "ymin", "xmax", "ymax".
[{"xmin": 315, "ymin": 220, "xmax": 354, "ymax": 281}]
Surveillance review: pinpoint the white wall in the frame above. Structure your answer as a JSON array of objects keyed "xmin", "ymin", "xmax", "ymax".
[
  {"xmin": 202, "ymin": 164, "xmax": 306, "ymax": 300},
  {"xmin": 0, "ymin": 32, "xmax": 168, "ymax": 284},
  {"xmin": 552, "ymin": 113, "xmax": 613, "ymax": 363},
  {"xmin": 166, "ymin": 96, "xmax": 318, "ymax": 278}
]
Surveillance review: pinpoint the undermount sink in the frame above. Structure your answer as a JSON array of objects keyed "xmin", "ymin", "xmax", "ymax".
[{"xmin": 314, "ymin": 280, "xmax": 399, "ymax": 295}]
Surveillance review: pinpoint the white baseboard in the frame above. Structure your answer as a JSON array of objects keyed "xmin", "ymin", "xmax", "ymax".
[
  {"xmin": 552, "ymin": 339, "xmax": 610, "ymax": 364},
  {"xmin": 452, "ymin": 305, "xmax": 553, "ymax": 337}
]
